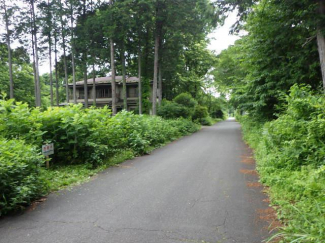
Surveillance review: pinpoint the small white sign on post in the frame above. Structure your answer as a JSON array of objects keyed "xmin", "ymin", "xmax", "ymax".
[
  {"xmin": 42, "ymin": 143, "xmax": 54, "ymax": 168},
  {"xmin": 42, "ymin": 143, "xmax": 54, "ymax": 156}
]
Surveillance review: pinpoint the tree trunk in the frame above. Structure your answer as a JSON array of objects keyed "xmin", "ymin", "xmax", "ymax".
[
  {"xmin": 59, "ymin": 0, "xmax": 69, "ymax": 103},
  {"xmin": 110, "ymin": 39, "xmax": 116, "ymax": 114},
  {"xmin": 121, "ymin": 46, "xmax": 127, "ymax": 110},
  {"xmin": 152, "ymin": 34, "xmax": 159, "ymax": 115},
  {"xmin": 83, "ymin": 55, "xmax": 88, "ymax": 108},
  {"xmin": 49, "ymin": 37, "xmax": 54, "ymax": 106},
  {"xmin": 3, "ymin": 1, "xmax": 13, "ymax": 99},
  {"xmin": 31, "ymin": 0, "xmax": 41, "ymax": 107},
  {"xmin": 317, "ymin": 0, "xmax": 325, "ymax": 91},
  {"xmin": 92, "ymin": 62, "xmax": 96, "ymax": 106},
  {"xmin": 158, "ymin": 65, "xmax": 162, "ymax": 106},
  {"xmin": 54, "ymin": 32, "xmax": 59, "ymax": 106},
  {"xmin": 138, "ymin": 45, "xmax": 142, "ymax": 115},
  {"xmin": 110, "ymin": 0, "xmax": 116, "ymax": 115},
  {"xmin": 70, "ymin": 1, "xmax": 77, "ymax": 104},
  {"xmin": 47, "ymin": 0, "xmax": 53, "ymax": 106},
  {"xmin": 31, "ymin": 33, "xmax": 37, "ymax": 106}
]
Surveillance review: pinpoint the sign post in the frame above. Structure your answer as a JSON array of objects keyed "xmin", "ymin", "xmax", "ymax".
[{"xmin": 42, "ymin": 143, "xmax": 54, "ymax": 168}]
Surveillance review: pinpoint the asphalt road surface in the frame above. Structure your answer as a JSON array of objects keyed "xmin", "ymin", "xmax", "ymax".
[{"xmin": 0, "ymin": 119, "xmax": 271, "ymax": 243}]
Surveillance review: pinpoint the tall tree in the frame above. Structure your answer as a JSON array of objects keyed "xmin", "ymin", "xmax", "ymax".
[
  {"xmin": 58, "ymin": 0, "xmax": 69, "ymax": 103},
  {"xmin": 109, "ymin": 0, "xmax": 116, "ymax": 114},
  {"xmin": 1, "ymin": 0, "xmax": 14, "ymax": 99},
  {"xmin": 69, "ymin": 0, "xmax": 77, "ymax": 103},
  {"xmin": 30, "ymin": 0, "xmax": 42, "ymax": 107}
]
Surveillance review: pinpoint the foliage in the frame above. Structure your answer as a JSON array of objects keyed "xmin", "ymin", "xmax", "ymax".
[
  {"xmin": 214, "ymin": 0, "xmax": 322, "ymax": 121},
  {"xmin": 0, "ymin": 99, "xmax": 201, "ymax": 215},
  {"xmin": 157, "ymin": 100, "xmax": 192, "ymax": 119},
  {"xmin": 192, "ymin": 105, "xmax": 209, "ymax": 120},
  {"xmin": 0, "ymin": 139, "xmax": 47, "ymax": 216},
  {"xmin": 173, "ymin": 93, "xmax": 198, "ymax": 109},
  {"xmin": 239, "ymin": 85, "xmax": 325, "ymax": 243}
]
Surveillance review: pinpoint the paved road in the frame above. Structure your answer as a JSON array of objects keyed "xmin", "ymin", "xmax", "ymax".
[{"xmin": 0, "ymin": 119, "xmax": 271, "ymax": 243}]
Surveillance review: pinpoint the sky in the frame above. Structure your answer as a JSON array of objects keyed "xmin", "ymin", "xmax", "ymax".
[{"xmin": 207, "ymin": 10, "xmax": 241, "ymax": 54}]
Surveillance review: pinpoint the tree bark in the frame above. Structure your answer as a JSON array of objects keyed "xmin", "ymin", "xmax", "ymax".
[
  {"xmin": 70, "ymin": 0, "xmax": 77, "ymax": 104},
  {"xmin": 3, "ymin": 1, "xmax": 13, "ymax": 99},
  {"xmin": 317, "ymin": 0, "xmax": 325, "ymax": 91},
  {"xmin": 158, "ymin": 65, "xmax": 162, "ymax": 106},
  {"xmin": 47, "ymin": 0, "xmax": 53, "ymax": 106},
  {"xmin": 152, "ymin": 33, "xmax": 159, "ymax": 115},
  {"xmin": 31, "ymin": 0, "xmax": 41, "ymax": 107},
  {"xmin": 110, "ymin": 39, "xmax": 116, "ymax": 114},
  {"xmin": 59, "ymin": 0, "xmax": 69, "ymax": 103},
  {"xmin": 121, "ymin": 46, "xmax": 127, "ymax": 110},
  {"xmin": 54, "ymin": 31, "xmax": 59, "ymax": 106},
  {"xmin": 138, "ymin": 45, "xmax": 142, "ymax": 115},
  {"xmin": 83, "ymin": 55, "xmax": 88, "ymax": 108},
  {"xmin": 110, "ymin": 0, "xmax": 116, "ymax": 115},
  {"xmin": 49, "ymin": 36, "xmax": 54, "ymax": 106},
  {"xmin": 92, "ymin": 61, "xmax": 96, "ymax": 106}
]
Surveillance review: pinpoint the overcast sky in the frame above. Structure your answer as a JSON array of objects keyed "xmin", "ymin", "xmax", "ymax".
[{"xmin": 207, "ymin": 11, "xmax": 241, "ymax": 54}]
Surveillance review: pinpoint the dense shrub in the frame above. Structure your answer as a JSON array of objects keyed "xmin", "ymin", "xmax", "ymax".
[
  {"xmin": 173, "ymin": 93, "xmax": 198, "ymax": 110},
  {"xmin": 0, "ymin": 139, "xmax": 47, "ymax": 216},
  {"xmin": 0, "ymin": 100, "xmax": 200, "ymax": 166},
  {"xmin": 192, "ymin": 105, "xmax": 209, "ymax": 120},
  {"xmin": 239, "ymin": 85, "xmax": 325, "ymax": 242},
  {"xmin": 192, "ymin": 105, "xmax": 215, "ymax": 125},
  {"xmin": 157, "ymin": 100, "xmax": 192, "ymax": 119},
  {"xmin": 0, "ymin": 99, "xmax": 201, "ymax": 214}
]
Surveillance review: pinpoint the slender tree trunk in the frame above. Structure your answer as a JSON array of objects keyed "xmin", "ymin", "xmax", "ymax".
[
  {"xmin": 54, "ymin": 31, "xmax": 59, "ymax": 106},
  {"xmin": 47, "ymin": 0, "xmax": 53, "ymax": 106},
  {"xmin": 110, "ymin": 39, "xmax": 116, "ymax": 114},
  {"xmin": 49, "ymin": 38, "xmax": 54, "ymax": 106},
  {"xmin": 110, "ymin": 0, "xmax": 116, "ymax": 115},
  {"xmin": 158, "ymin": 65, "xmax": 162, "ymax": 106},
  {"xmin": 31, "ymin": 0, "xmax": 41, "ymax": 107},
  {"xmin": 59, "ymin": 0, "xmax": 69, "ymax": 103},
  {"xmin": 138, "ymin": 45, "xmax": 142, "ymax": 115},
  {"xmin": 121, "ymin": 46, "xmax": 127, "ymax": 110},
  {"xmin": 31, "ymin": 35, "xmax": 37, "ymax": 106},
  {"xmin": 83, "ymin": 55, "xmax": 88, "ymax": 108},
  {"xmin": 317, "ymin": 0, "xmax": 325, "ymax": 91},
  {"xmin": 70, "ymin": 1, "xmax": 77, "ymax": 104},
  {"xmin": 3, "ymin": 1, "xmax": 13, "ymax": 99},
  {"xmin": 92, "ymin": 61, "xmax": 96, "ymax": 106},
  {"xmin": 152, "ymin": 34, "xmax": 159, "ymax": 115}
]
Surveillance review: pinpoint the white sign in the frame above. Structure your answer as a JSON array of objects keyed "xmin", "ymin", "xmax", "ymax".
[{"xmin": 42, "ymin": 143, "xmax": 54, "ymax": 156}]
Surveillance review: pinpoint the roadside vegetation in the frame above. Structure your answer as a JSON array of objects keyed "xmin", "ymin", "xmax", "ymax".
[
  {"xmin": 214, "ymin": 1, "xmax": 325, "ymax": 242},
  {"xmin": 0, "ymin": 98, "xmax": 202, "ymax": 216},
  {"xmin": 239, "ymin": 86, "xmax": 325, "ymax": 242}
]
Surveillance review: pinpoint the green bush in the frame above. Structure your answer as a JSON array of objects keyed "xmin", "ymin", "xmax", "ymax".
[
  {"xmin": 157, "ymin": 100, "xmax": 192, "ymax": 119},
  {"xmin": 173, "ymin": 93, "xmax": 198, "ymax": 109},
  {"xmin": 192, "ymin": 105, "xmax": 209, "ymax": 120},
  {"xmin": 0, "ymin": 99, "xmax": 200, "ymax": 166},
  {"xmin": 0, "ymin": 99, "xmax": 201, "ymax": 215},
  {"xmin": 239, "ymin": 85, "xmax": 325, "ymax": 243},
  {"xmin": 0, "ymin": 139, "xmax": 47, "ymax": 215}
]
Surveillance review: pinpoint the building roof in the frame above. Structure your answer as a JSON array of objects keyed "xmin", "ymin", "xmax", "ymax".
[{"xmin": 69, "ymin": 76, "xmax": 139, "ymax": 86}]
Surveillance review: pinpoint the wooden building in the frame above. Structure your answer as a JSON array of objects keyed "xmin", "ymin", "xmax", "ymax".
[{"xmin": 68, "ymin": 76, "xmax": 140, "ymax": 111}]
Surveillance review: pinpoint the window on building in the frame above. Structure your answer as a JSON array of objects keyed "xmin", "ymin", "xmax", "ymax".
[
  {"xmin": 127, "ymin": 86, "xmax": 138, "ymax": 98},
  {"xmin": 79, "ymin": 89, "xmax": 84, "ymax": 99},
  {"xmin": 96, "ymin": 87, "xmax": 111, "ymax": 98}
]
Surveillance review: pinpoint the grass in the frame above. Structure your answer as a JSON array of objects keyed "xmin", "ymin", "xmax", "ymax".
[
  {"xmin": 42, "ymin": 150, "xmax": 135, "ymax": 191},
  {"xmin": 239, "ymin": 116, "xmax": 325, "ymax": 243}
]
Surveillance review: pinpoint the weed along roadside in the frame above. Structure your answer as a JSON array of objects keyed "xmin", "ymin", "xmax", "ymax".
[
  {"xmin": 0, "ymin": 99, "xmax": 210, "ymax": 216},
  {"xmin": 237, "ymin": 86, "xmax": 325, "ymax": 243}
]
